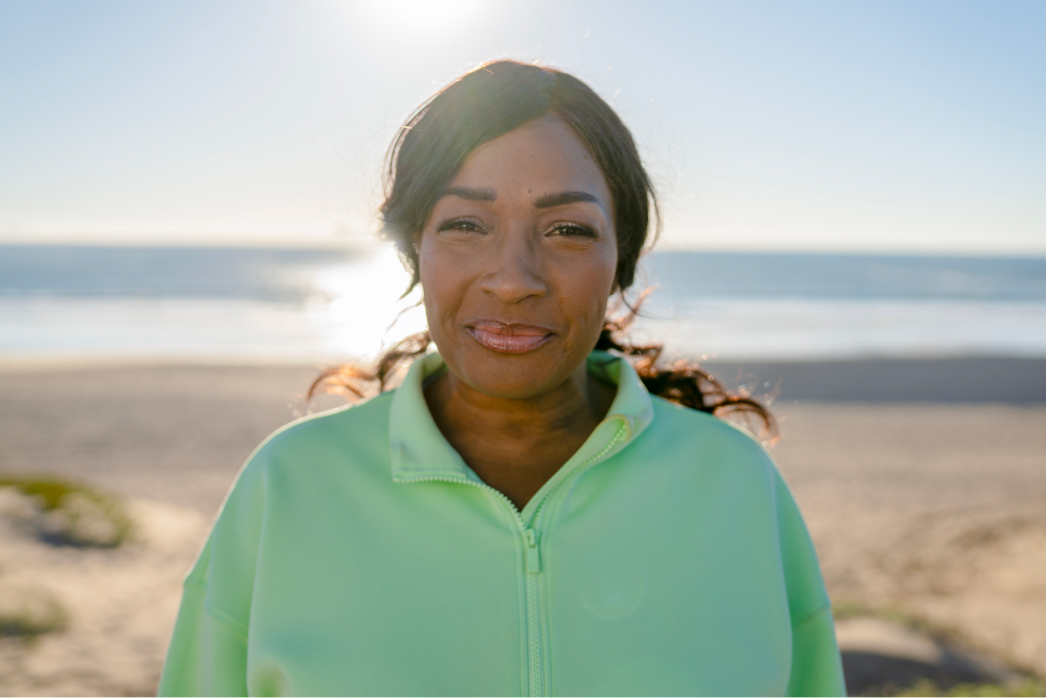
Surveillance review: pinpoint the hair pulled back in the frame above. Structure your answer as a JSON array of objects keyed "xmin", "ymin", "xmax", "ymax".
[{"xmin": 311, "ymin": 60, "xmax": 775, "ymax": 435}]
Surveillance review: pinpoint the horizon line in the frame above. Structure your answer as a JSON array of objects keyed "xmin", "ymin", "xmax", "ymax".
[{"xmin": 1, "ymin": 237, "xmax": 1045, "ymax": 259}]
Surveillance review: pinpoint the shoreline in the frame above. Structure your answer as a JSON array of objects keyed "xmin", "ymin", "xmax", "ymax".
[
  {"xmin": 4, "ymin": 354, "xmax": 1045, "ymax": 403},
  {"xmin": 702, "ymin": 355, "xmax": 1046, "ymax": 403}
]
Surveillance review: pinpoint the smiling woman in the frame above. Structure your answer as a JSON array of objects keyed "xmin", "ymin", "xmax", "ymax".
[
  {"xmin": 414, "ymin": 116, "xmax": 622, "ymax": 507},
  {"xmin": 159, "ymin": 61, "xmax": 845, "ymax": 697}
]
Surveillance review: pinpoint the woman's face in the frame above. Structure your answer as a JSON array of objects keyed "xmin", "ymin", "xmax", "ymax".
[{"xmin": 418, "ymin": 115, "xmax": 618, "ymax": 400}]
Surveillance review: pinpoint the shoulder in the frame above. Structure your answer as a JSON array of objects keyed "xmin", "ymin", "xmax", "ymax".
[
  {"xmin": 647, "ymin": 395, "xmax": 810, "ymax": 516},
  {"xmin": 646, "ymin": 394, "xmax": 776, "ymax": 471},
  {"xmin": 221, "ymin": 390, "xmax": 395, "ymax": 505},
  {"xmin": 251, "ymin": 391, "xmax": 393, "ymax": 466},
  {"xmin": 644, "ymin": 397, "xmax": 829, "ymax": 617},
  {"xmin": 638, "ymin": 396, "xmax": 797, "ymax": 515},
  {"xmin": 195, "ymin": 391, "xmax": 395, "ymax": 567}
]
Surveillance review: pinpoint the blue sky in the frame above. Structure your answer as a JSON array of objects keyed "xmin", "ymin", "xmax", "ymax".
[{"xmin": 1, "ymin": 0, "xmax": 1043, "ymax": 253}]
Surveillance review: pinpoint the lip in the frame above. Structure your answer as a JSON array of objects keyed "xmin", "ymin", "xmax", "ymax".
[{"xmin": 467, "ymin": 320, "xmax": 555, "ymax": 354}]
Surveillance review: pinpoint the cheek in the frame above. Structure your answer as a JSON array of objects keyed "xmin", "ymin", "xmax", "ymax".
[
  {"xmin": 418, "ymin": 244, "xmax": 469, "ymax": 330},
  {"xmin": 557, "ymin": 252, "xmax": 617, "ymax": 328}
]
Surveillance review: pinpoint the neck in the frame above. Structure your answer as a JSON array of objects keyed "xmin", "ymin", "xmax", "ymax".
[
  {"xmin": 423, "ymin": 359, "xmax": 616, "ymax": 509},
  {"xmin": 429, "ymin": 361, "xmax": 606, "ymax": 435}
]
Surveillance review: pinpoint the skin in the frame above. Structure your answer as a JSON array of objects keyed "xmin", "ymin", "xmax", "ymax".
[{"xmin": 418, "ymin": 115, "xmax": 619, "ymax": 510}]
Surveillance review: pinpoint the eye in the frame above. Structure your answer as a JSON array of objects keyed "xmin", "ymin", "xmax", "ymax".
[
  {"xmin": 546, "ymin": 222, "xmax": 597, "ymax": 239},
  {"xmin": 436, "ymin": 217, "xmax": 486, "ymax": 234}
]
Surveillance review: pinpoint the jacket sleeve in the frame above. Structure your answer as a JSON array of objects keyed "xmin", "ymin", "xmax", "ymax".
[
  {"xmin": 158, "ymin": 539, "xmax": 250, "ymax": 696},
  {"xmin": 158, "ymin": 452, "xmax": 268, "ymax": 697},
  {"xmin": 773, "ymin": 467, "xmax": 847, "ymax": 697}
]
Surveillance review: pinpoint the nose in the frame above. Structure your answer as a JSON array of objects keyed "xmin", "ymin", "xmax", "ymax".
[{"xmin": 478, "ymin": 229, "xmax": 547, "ymax": 303}]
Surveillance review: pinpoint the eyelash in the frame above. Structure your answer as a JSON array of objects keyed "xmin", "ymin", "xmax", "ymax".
[
  {"xmin": 435, "ymin": 217, "xmax": 596, "ymax": 239},
  {"xmin": 436, "ymin": 217, "xmax": 485, "ymax": 233},
  {"xmin": 547, "ymin": 222, "xmax": 597, "ymax": 239}
]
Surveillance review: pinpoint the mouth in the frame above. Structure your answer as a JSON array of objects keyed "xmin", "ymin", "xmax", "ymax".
[{"xmin": 467, "ymin": 320, "xmax": 555, "ymax": 354}]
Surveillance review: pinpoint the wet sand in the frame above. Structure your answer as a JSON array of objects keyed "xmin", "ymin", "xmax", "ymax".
[{"xmin": 0, "ymin": 358, "xmax": 1044, "ymax": 695}]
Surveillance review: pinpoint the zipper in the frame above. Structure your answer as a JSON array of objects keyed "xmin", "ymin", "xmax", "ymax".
[
  {"xmin": 395, "ymin": 474, "xmax": 545, "ymax": 694},
  {"xmin": 525, "ymin": 529, "xmax": 542, "ymax": 696},
  {"xmin": 399, "ymin": 416, "xmax": 631, "ymax": 697},
  {"xmin": 516, "ymin": 418, "xmax": 630, "ymax": 696},
  {"xmin": 524, "ymin": 528, "xmax": 541, "ymax": 573}
]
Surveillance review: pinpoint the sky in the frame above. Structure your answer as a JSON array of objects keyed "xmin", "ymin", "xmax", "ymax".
[{"xmin": 1, "ymin": 0, "xmax": 1044, "ymax": 254}]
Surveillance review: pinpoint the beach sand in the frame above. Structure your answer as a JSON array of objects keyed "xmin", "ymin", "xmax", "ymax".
[{"xmin": 1, "ymin": 360, "xmax": 1044, "ymax": 695}]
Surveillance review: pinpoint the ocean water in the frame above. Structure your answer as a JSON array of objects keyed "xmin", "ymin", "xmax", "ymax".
[{"xmin": 2, "ymin": 244, "xmax": 1045, "ymax": 363}]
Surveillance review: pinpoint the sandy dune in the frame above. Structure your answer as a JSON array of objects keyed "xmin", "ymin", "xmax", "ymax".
[
  {"xmin": 0, "ymin": 499, "xmax": 207, "ymax": 696},
  {"xmin": 772, "ymin": 402, "xmax": 1046, "ymax": 681}
]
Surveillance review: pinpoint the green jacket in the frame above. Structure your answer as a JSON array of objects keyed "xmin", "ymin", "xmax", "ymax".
[{"xmin": 159, "ymin": 352, "xmax": 845, "ymax": 696}]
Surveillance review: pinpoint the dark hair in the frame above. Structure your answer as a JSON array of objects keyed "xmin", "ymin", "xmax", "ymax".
[{"xmin": 311, "ymin": 60, "xmax": 775, "ymax": 436}]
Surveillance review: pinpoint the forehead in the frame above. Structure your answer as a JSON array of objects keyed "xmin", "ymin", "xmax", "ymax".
[{"xmin": 448, "ymin": 116, "xmax": 611, "ymax": 200}]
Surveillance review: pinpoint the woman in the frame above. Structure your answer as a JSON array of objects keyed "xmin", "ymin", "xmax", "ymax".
[{"xmin": 159, "ymin": 60, "xmax": 845, "ymax": 696}]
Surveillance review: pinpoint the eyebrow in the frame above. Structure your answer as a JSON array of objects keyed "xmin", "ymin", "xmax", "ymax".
[
  {"xmin": 533, "ymin": 190, "xmax": 600, "ymax": 209},
  {"xmin": 440, "ymin": 186, "xmax": 600, "ymax": 209}
]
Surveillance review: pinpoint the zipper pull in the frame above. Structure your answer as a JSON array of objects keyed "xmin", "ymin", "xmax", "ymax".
[{"xmin": 524, "ymin": 528, "xmax": 541, "ymax": 574}]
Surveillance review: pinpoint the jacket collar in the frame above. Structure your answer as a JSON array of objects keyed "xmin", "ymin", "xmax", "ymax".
[{"xmin": 389, "ymin": 351, "xmax": 654, "ymax": 484}]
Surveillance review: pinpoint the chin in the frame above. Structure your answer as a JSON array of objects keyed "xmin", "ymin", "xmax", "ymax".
[{"xmin": 458, "ymin": 352, "xmax": 576, "ymax": 400}]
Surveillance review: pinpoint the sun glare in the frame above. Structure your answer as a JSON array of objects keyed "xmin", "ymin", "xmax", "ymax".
[
  {"xmin": 309, "ymin": 244, "xmax": 428, "ymax": 359},
  {"xmin": 353, "ymin": 0, "xmax": 490, "ymax": 38}
]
